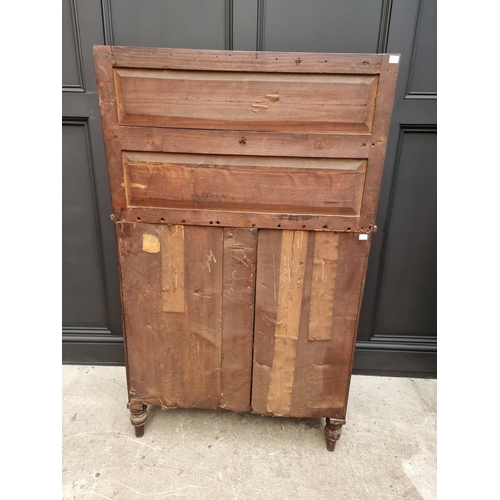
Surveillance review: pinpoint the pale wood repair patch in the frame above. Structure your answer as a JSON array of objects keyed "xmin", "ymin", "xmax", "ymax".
[
  {"xmin": 308, "ymin": 232, "xmax": 339, "ymax": 340},
  {"xmin": 142, "ymin": 233, "xmax": 160, "ymax": 253},
  {"xmin": 161, "ymin": 225, "xmax": 185, "ymax": 313},
  {"xmin": 266, "ymin": 230, "xmax": 308, "ymax": 415}
]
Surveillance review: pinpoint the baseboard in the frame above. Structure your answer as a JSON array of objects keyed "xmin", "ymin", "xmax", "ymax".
[
  {"xmin": 62, "ymin": 337, "xmax": 436, "ymax": 377},
  {"xmin": 62, "ymin": 333, "xmax": 125, "ymax": 365},
  {"xmin": 353, "ymin": 347, "xmax": 436, "ymax": 378}
]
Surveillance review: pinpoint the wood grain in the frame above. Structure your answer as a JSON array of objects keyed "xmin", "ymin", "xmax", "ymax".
[
  {"xmin": 252, "ymin": 232, "xmax": 371, "ymax": 419},
  {"xmin": 95, "ymin": 47, "xmax": 400, "ymax": 437},
  {"xmin": 289, "ymin": 233, "xmax": 371, "ymax": 419},
  {"xmin": 182, "ymin": 225, "xmax": 223, "ymax": 409},
  {"xmin": 308, "ymin": 232, "xmax": 339, "ymax": 341},
  {"xmin": 115, "ymin": 68, "xmax": 378, "ymax": 133},
  {"xmin": 221, "ymin": 228, "xmax": 257, "ymax": 412},
  {"xmin": 161, "ymin": 225, "xmax": 185, "ymax": 313},
  {"xmin": 94, "ymin": 45, "xmax": 127, "ymax": 214},
  {"xmin": 118, "ymin": 223, "xmax": 223, "ymax": 410},
  {"xmin": 251, "ymin": 229, "xmax": 282, "ymax": 415},
  {"xmin": 266, "ymin": 230, "xmax": 308, "ymax": 416},
  {"xmin": 359, "ymin": 54, "xmax": 401, "ymax": 229},
  {"xmin": 118, "ymin": 209, "xmax": 361, "ymax": 233},
  {"xmin": 119, "ymin": 126, "xmax": 371, "ymax": 159},
  {"xmin": 123, "ymin": 152, "xmax": 366, "ymax": 216},
  {"xmin": 95, "ymin": 46, "xmax": 399, "ymax": 232},
  {"xmin": 125, "ymin": 152, "xmax": 365, "ymax": 171},
  {"xmin": 104, "ymin": 45, "xmax": 382, "ymax": 74}
]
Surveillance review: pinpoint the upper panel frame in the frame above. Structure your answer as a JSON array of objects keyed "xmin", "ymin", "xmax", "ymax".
[{"xmin": 94, "ymin": 46, "xmax": 399, "ymax": 232}]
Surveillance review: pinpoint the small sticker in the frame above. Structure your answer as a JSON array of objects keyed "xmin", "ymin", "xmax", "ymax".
[
  {"xmin": 389, "ymin": 55, "xmax": 400, "ymax": 64},
  {"xmin": 359, "ymin": 234, "xmax": 368, "ymax": 241}
]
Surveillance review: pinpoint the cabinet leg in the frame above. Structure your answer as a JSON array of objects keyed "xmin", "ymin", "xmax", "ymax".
[
  {"xmin": 128, "ymin": 401, "xmax": 148, "ymax": 438},
  {"xmin": 324, "ymin": 418, "xmax": 345, "ymax": 452}
]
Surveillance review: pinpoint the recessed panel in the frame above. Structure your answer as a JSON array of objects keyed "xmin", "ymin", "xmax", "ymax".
[
  {"xmin": 62, "ymin": 123, "xmax": 107, "ymax": 327},
  {"xmin": 408, "ymin": 0, "xmax": 437, "ymax": 95},
  {"xmin": 123, "ymin": 152, "xmax": 367, "ymax": 216},
  {"xmin": 62, "ymin": 0, "xmax": 81, "ymax": 88},
  {"xmin": 115, "ymin": 69, "xmax": 379, "ymax": 134},
  {"xmin": 374, "ymin": 131, "xmax": 437, "ymax": 336}
]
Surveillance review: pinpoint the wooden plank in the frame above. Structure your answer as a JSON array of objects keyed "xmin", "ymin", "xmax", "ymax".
[
  {"xmin": 119, "ymin": 126, "xmax": 371, "ymax": 159},
  {"xmin": 266, "ymin": 230, "xmax": 308, "ymax": 416},
  {"xmin": 117, "ymin": 222, "xmax": 173, "ymax": 402},
  {"xmin": 94, "ymin": 46, "xmax": 401, "ymax": 428},
  {"xmin": 100, "ymin": 127, "xmax": 372, "ymax": 227},
  {"xmin": 115, "ymin": 68, "xmax": 378, "ymax": 133},
  {"xmin": 251, "ymin": 229, "xmax": 283, "ymax": 415},
  {"xmin": 125, "ymin": 152, "xmax": 365, "ymax": 171},
  {"xmin": 123, "ymin": 152, "xmax": 366, "ymax": 216},
  {"xmin": 104, "ymin": 46, "xmax": 382, "ymax": 74},
  {"xmin": 95, "ymin": 46, "xmax": 399, "ymax": 232},
  {"xmin": 220, "ymin": 228, "xmax": 257, "ymax": 412},
  {"xmin": 289, "ymin": 233, "xmax": 371, "ymax": 418},
  {"xmin": 182, "ymin": 226, "xmax": 223, "ymax": 409},
  {"xmin": 251, "ymin": 232, "xmax": 371, "ymax": 419},
  {"xmin": 118, "ymin": 223, "xmax": 223, "ymax": 410},
  {"xmin": 359, "ymin": 54, "xmax": 400, "ymax": 228},
  {"xmin": 93, "ymin": 46, "xmax": 127, "ymax": 214},
  {"xmin": 117, "ymin": 210, "xmax": 361, "ymax": 233},
  {"xmin": 308, "ymin": 232, "xmax": 339, "ymax": 341},
  {"xmin": 161, "ymin": 225, "xmax": 185, "ymax": 313}
]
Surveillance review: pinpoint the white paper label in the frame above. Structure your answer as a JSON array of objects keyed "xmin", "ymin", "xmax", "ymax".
[
  {"xmin": 389, "ymin": 55, "xmax": 400, "ymax": 64},
  {"xmin": 359, "ymin": 234, "xmax": 368, "ymax": 241}
]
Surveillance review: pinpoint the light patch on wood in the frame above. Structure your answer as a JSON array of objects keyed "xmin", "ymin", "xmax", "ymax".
[
  {"xmin": 124, "ymin": 151, "xmax": 365, "ymax": 171},
  {"xmin": 142, "ymin": 233, "xmax": 160, "ymax": 253},
  {"xmin": 308, "ymin": 232, "xmax": 339, "ymax": 340},
  {"xmin": 161, "ymin": 225, "xmax": 185, "ymax": 313},
  {"xmin": 252, "ymin": 91, "xmax": 280, "ymax": 112},
  {"xmin": 201, "ymin": 250, "xmax": 217, "ymax": 273},
  {"xmin": 266, "ymin": 230, "xmax": 308, "ymax": 415}
]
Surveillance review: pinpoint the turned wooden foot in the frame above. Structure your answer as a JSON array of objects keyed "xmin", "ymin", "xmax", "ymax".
[
  {"xmin": 324, "ymin": 418, "xmax": 345, "ymax": 452},
  {"xmin": 135, "ymin": 425, "xmax": 144, "ymax": 438},
  {"xmin": 128, "ymin": 401, "xmax": 148, "ymax": 438}
]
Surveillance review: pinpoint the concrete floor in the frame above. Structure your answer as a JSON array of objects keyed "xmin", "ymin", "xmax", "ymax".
[{"xmin": 62, "ymin": 366, "xmax": 436, "ymax": 500}]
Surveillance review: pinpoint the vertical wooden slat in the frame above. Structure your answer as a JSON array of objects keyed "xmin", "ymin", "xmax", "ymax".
[
  {"xmin": 220, "ymin": 228, "xmax": 257, "ymax": 412},
  {"xmin": 119, "ymin": 223, "xmax": 163, "ymax": 398},
  {"xmin": 252, "ymin": 231, "xmax": 370, "ymax": 419},
  {"xmin": 266, "ymin": 230, "xmax": 308, "ymax": 416},
  {"xmin": 359, "ymin": 54, "xmax": 400, "ymax": 228},
  {"xmin": 183, "ymin": 226, "xmax": 223, "ymax": 409},
  {"xmin": 251, "ymin": 229, "xmax": 283, "ymax": 415},
  {"xmin": 290, "ymin": 233, "xmax": 369, "ymax": 419},
  {"xmin": 119, "ymin": 223, "xmax": 224, "ymax": 410},
  {"xmin": 308, "ymin": 232, "xmax": 339, "ymax": 341},
  {"xmin": 161, "ymin": 225, "xmax": 185, "ymax": 313}
]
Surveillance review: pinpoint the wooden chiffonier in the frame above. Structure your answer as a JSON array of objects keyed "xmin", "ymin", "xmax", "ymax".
[{"xmin": 94, "ymin": 46, "xmax": 399, "ymax": 451}]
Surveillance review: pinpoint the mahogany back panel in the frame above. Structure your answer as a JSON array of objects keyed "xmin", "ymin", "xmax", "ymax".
[
  {"xmin": 94, "ymin": 46, "xmax": 398, "ymax": 425},
  {"xmin": 94, "ymin": 46, "xmax": 398, "ymax": 232}
]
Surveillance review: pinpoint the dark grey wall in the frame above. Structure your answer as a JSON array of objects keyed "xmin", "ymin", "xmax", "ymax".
[
  {"xmin": 62, "ymin": 122, "xmax": 108, "ymax": 327},
  {"xmin": 262, "ymin": 0, "xmax": 384, "ymax": 53},
  {"xmin": 62, "ymin": 0, "xmax": 436, "ymax": 376},
  {"xmin": 109, "ymin": 0, "xmax": 227, "ymax": 49},
  {"xmin": 375, "ymin": 130, "xmax": 437, "ymax": 337},
  {"xmin": 356, "ymin": 0, "xmax": 436, "ymax": 375}
]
